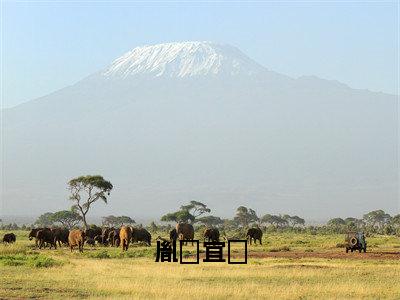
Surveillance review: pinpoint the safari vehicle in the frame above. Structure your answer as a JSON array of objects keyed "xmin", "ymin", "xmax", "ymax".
[{"xmin": 345, "ymin": 232, "xmax": 367, "ymax": 253}]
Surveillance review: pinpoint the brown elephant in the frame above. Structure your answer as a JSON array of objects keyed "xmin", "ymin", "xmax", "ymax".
[
  {"xmin": 119, "ymin": 226, "xmax": 132, "ymax": 251},
  {"xmin": 68, "ymin": 229, "xmax": 85, "ymax": 252},
  {"xmin": 176, "ymin": 223, "xmax": 194, "ymax": 246}
]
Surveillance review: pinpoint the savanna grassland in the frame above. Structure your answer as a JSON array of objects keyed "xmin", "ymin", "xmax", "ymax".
[{"xmin": 1, "ymin": 230, "xmax": 400, "ymax": 299}]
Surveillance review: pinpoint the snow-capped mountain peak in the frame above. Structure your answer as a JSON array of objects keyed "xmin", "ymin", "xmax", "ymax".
[{"xmin": 102, "ymin": 41, "xmax": 265, "ymax": 78}]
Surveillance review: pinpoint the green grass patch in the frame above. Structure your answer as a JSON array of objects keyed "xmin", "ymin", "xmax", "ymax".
[
  {"xmin": 85, "ymin": 248, "xmax": 155, "ymax": 259},
  {"xmin": 118, "ymin": 248, "xmax": 155, "ymax": 259},
  {"xmin": 88, "ymin": 250, "xmax": 111, "ymax": 259},
  {"xmin": 0, "ymin": 253, "xmax": 61, "ymax": 268}
]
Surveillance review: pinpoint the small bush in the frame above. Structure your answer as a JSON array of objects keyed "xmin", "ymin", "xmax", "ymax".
[
  {"xmin": 86, "ymin": 248, "xmax": 155, "ymax": 259},
  {"xmin": 88, "ymin": 250, "xmax": 111, "ymax": 259},
  {"xmin": 181, "ymin": 250, "xmax": 191, "ymax": 258},
  {"xmin": 118, "ymin": 249, "xmax": 154, "ymax": 259},
  {"xmin": 28, "ymin": 255, "xmax": 60, "ymax": 268}
]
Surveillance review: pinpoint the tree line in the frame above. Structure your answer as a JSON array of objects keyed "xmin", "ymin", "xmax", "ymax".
[
  {"xmin": 2, "ymin": 205, "xmax": 399, "ymax": 237},
  {"xmin": 1, "ymin": 174, "xmax": 399, "ymax": 236}
]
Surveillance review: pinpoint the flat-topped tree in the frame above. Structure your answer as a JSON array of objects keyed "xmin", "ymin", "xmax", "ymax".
[
  {"xmin": 102, "ymin": 215, "xmax": 135, "ymax": 227},
  {"xmin": 180, "ymin": 201, "xmax": 211, "ymax": 219},
  {"xmin": 161, "ymin": 200, "xmax": 210, "ymax": 224},
  {"xmin": 363, "ymin": 210, "xmax": 392, "ymax": 230},
  {"xmin": 195, "ymin": 215, "xmax": 224, "ymax": 227},
  {"xmin": 35, "ymin": 212, "xmax": 55, "ymax": 227},
  {"xmin": 234, "ymin": 206, "xmax": 259, "ymax": 227},
  {"xmin": 161, "ymin": 210, "xmax": 195, "ymax": 223},
  {"xmin": 52, "ymin": 210, "xmax": 82, "ymax": 229},
  {"xmin": 68, "ymin": 175, "xmax": 113, "ymax": 230}
]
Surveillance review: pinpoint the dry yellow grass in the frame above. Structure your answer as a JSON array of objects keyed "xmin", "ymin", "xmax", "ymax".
[
  {"xmin": 1, "ymin": 256, "xmax": 400, "ymax": 299},
  {"xmin": 1, "ymin": 230, "xmax": 400, "ymax": 299}
]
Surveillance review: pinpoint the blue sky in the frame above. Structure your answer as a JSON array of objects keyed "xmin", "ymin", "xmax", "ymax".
[{"xmin": 2, "ymin": 1, "xmax": 398, "ymax": 108}]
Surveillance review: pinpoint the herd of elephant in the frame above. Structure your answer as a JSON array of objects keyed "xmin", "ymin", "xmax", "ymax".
[{"xmin": 2, "ymin": 224, "xmax": 263, "ymax": 252}]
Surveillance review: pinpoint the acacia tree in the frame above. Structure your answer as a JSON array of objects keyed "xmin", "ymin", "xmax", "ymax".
[
  {"xmin": 261, "ymin": 214, "xmax": 288, "ymax": 228},
  {"xmin": 344, "ymin": 217, "xmax": 364, "ymax": 231},
  {"xmin": 391, "ymin": 214, "xmax": 400, "ymax": 227},
  {"xmin": 290, "ymin": 216, "xmax": 305, "ymax": 227},
  {"xmin": 363, "ymin": 210, "xmax": 391, "ymax": 230},
  {"xmin": 282, "ymin": 215, "xmax": 305, "ymax": 227},
  {"xmin": 161, "ymin": 201, "xmax": 210, "ymax": 224},
  {"xmin": 196, "ymin": 216, "xmax": 224, "ymax": 227},
  {"xmin": 148, "ymin": 221, "xmax": 158, "ymax": 232},
  {"xmin": 52, "ymin": 210, "xmax": 82, "ymax": 229},
  {"xmin": 102, "ymin": 215, "xmax": 135, "ymax": 227},
  {"xmin": 35, "ymin": 212, "xmax": 55, "ymax": 227},
  {"xmin": 68, "ymin": 175, "xmax": 113, "ymax": 230},
  {"xmin": 161, "ymin": 210, "xmax": 195, "ymax": 223},
  {"xmin": 180, "ymin": 201, "xmax": 211, "ymax": 218},
  {"xmin": 327, "ymin": 218, "xmax": 346, "ymax": 227},
  {"xmin": 234, "ymin": 206, "xmax": 259, "ymax": 227}
]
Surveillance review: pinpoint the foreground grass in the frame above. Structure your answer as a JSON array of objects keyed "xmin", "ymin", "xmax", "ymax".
[
  {"xmin": 0, "ymin": 230, "xmax": 399, "ymax": 299},
  {"xmin": 1, "ymin": 256, "xmax": 400, "ymax": 299}
]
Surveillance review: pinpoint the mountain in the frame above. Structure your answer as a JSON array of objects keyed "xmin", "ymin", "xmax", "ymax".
[
  {"xmin": 102, "ymin": 41, "xmax": 265, "ymax": 78},
  {"xmin": 2, "ymin": 41, "xmax": 398, "ymax": 220}
]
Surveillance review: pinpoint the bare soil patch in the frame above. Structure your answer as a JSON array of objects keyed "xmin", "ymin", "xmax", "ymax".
[{"xmin": 249, "ymin": 250, "xmax": 400, "ymax": 260}]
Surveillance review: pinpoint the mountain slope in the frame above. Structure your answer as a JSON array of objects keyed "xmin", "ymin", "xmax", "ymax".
[{"xmin": 2, "ymin": 42, "xmax": 398, "ymax": 219}]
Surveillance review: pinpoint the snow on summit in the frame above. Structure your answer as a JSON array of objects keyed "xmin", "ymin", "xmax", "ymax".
[{"xmin": 102, "ymin": 41, "xmax": 265, "ymax": 78}]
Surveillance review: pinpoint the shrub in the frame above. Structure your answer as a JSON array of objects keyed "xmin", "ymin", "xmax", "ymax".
[
  {"xmin": 181, "ymin": 250, "xmax": 191, "ymax": 258},
  {"xmin": 118, "ymin": 249, "xmax": 154, "ymax": 259},
  {"xmin": 88, "ymin": 250, "xmax": 111, "ymax": 259},
  {"xmin": 28, "ymin": 255, "xmax": 60, "ymax": 268}
]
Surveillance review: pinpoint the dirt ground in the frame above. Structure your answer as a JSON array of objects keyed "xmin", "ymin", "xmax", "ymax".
[
  {"xmin": 250, "ymin": 250, "xmax": 400, "ymax": 260},
  {"xmin": 186, "ymin": 249, "xmax": 400, "ymax": 261}
]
